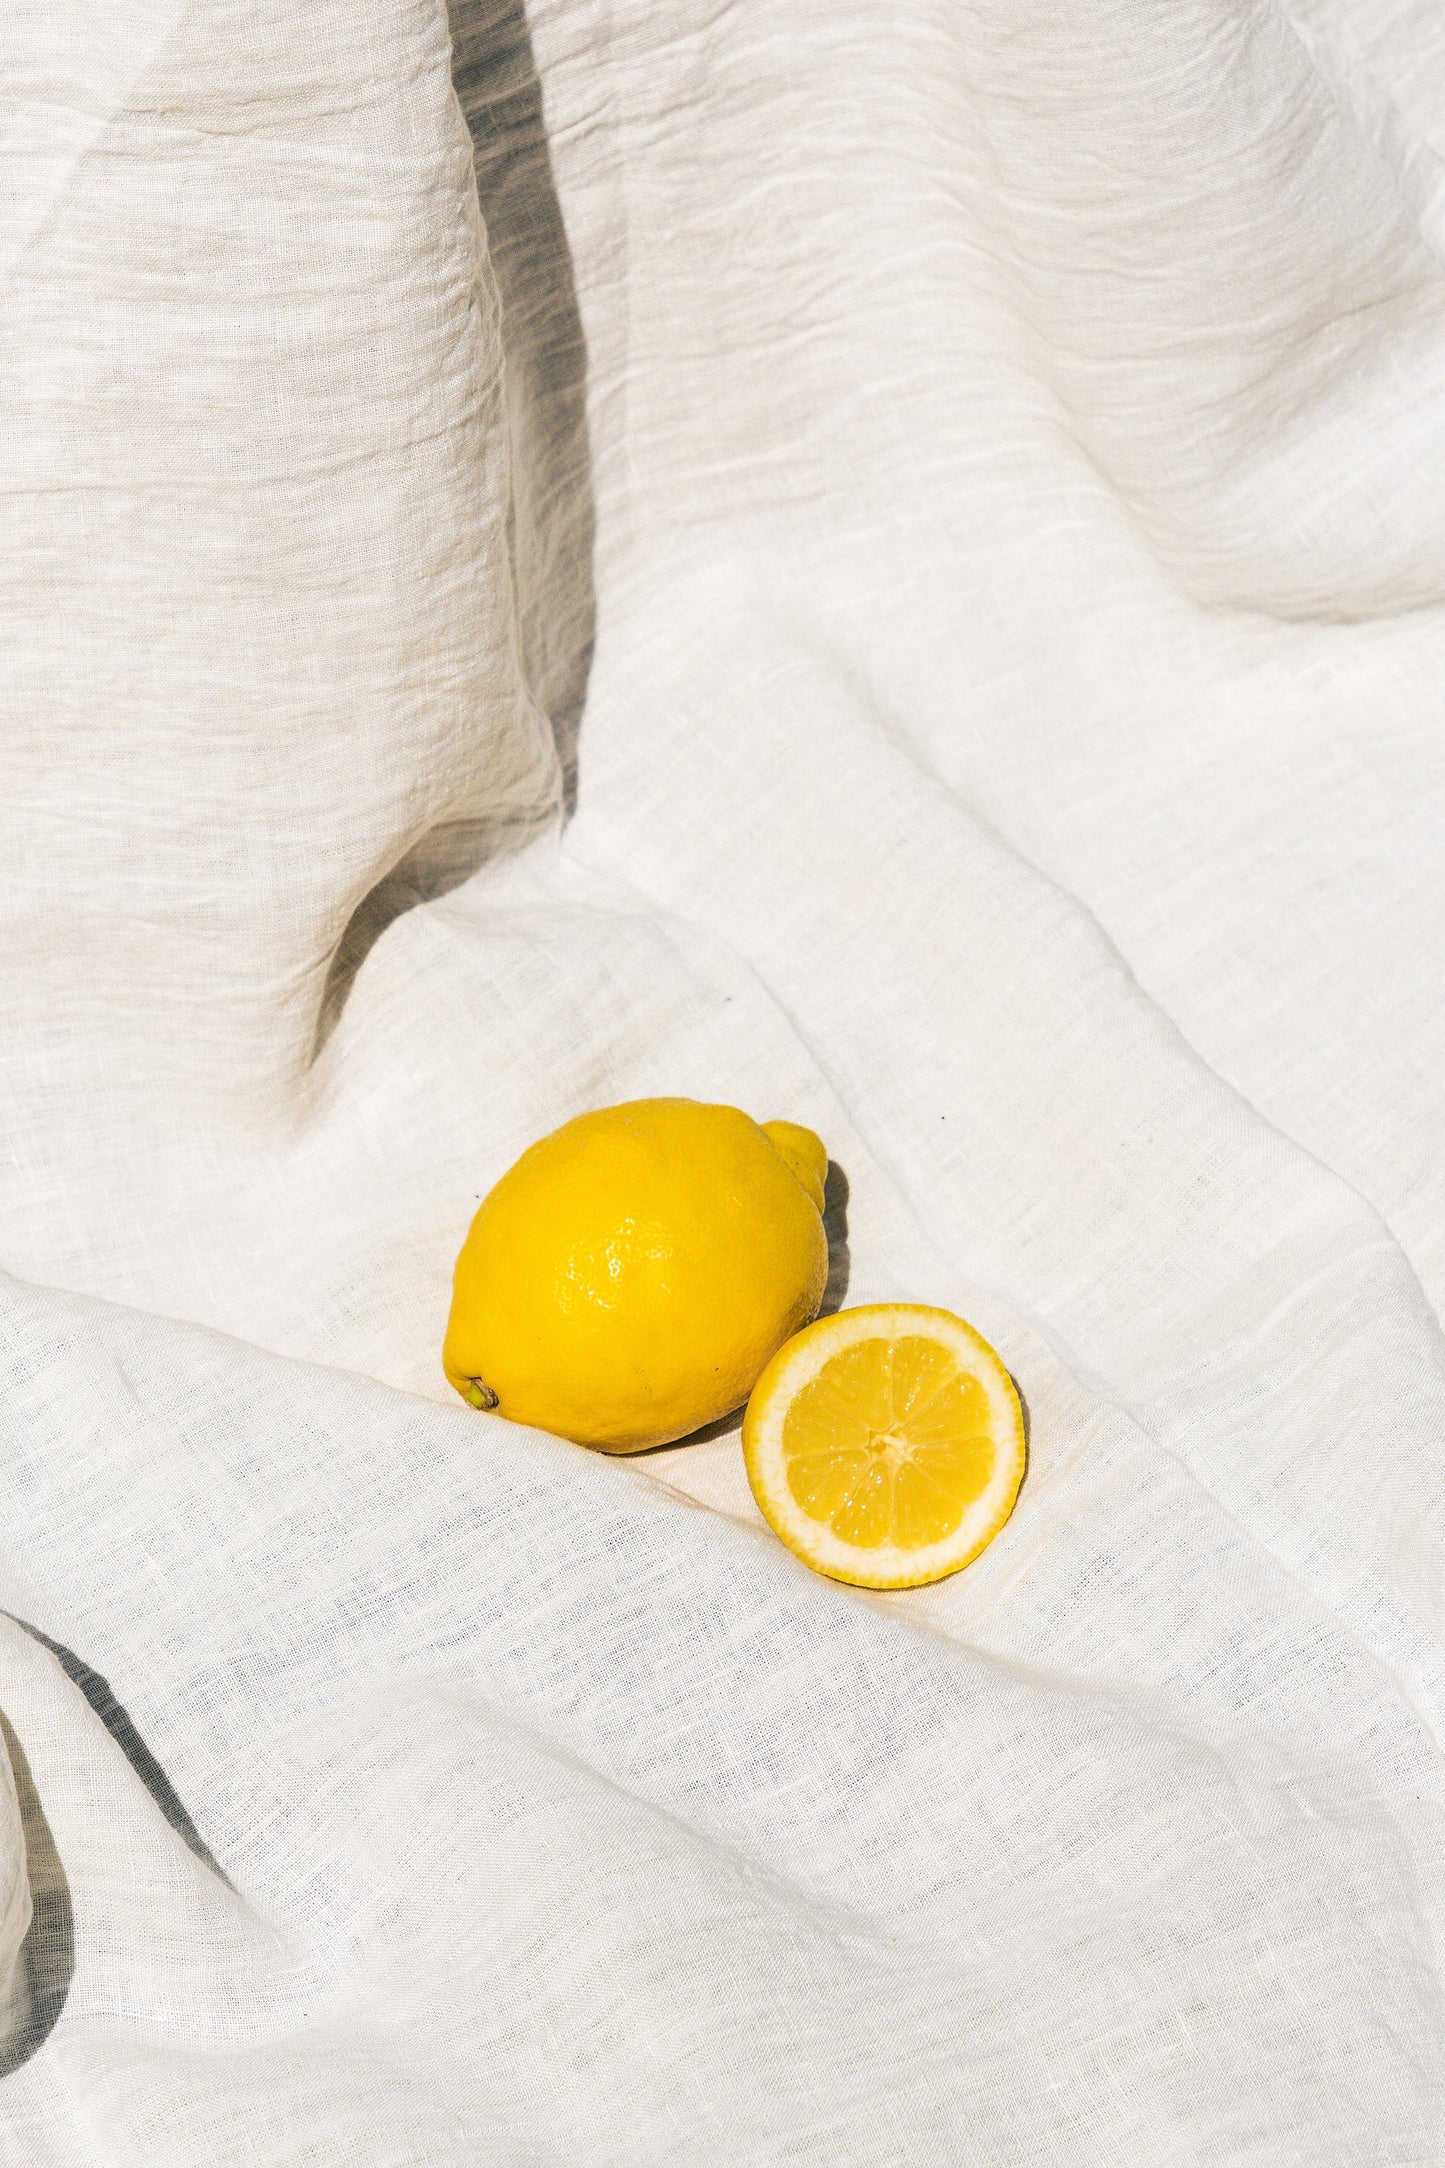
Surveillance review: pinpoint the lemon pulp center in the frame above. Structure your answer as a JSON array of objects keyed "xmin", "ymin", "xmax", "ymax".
[{"xmin": 780, "ymin": 1334, "xmax": 996, "ymax": 1550}]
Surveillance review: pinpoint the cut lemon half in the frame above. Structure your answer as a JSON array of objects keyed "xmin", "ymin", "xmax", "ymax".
[{"xmin": 741, "ymin": 1304, "xmax": 1025, "ymax": 1589}]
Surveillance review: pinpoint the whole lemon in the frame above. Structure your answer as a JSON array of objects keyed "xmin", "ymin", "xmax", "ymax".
[{"xmin": 443, "ymin": 1098, "xmax": 830, "ymax": 1451}]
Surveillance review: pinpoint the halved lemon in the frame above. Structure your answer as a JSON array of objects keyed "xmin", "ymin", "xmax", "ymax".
[{"xmin": 741, "ymin": 1303, "xmax": 1025, "ymax": 1589}]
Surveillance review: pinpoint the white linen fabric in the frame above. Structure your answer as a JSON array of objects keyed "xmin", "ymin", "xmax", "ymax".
[{"xmin": 3, "ymin": 0, "xmax": 1445, "ymax": 2156}]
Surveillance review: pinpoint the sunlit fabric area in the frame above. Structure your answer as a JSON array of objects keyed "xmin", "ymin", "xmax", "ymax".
[{"xmin": 3, "ymin": 0, "xmax": 1445, "ymax": 2157}]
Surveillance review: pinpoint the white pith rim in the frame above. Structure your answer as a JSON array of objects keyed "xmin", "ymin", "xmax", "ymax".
[{"xmin": 742, "ymin": 1303, "xmax": 1026, "ymax": 1589}]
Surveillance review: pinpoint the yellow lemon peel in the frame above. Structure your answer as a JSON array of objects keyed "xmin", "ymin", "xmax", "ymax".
[{"xmin": 444, "ymin": 1098, "xmax": 829, "ymax": 1452}]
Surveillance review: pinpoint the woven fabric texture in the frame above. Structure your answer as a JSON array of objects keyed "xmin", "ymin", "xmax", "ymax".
[{"xmin": 3, "ymin": 0, "xmax": 1445, "ymax": 2158}]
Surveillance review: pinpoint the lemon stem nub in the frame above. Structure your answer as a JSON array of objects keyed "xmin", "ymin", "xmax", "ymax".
[{"xmin": 466, "ymin": 1378, "xmax": 500, "ymax": 1411}]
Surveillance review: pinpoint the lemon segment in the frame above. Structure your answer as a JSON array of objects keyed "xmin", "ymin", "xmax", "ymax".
[{"xmin": 742, "ymin": 1304, "xmax": 1025, "ymax": 1588}]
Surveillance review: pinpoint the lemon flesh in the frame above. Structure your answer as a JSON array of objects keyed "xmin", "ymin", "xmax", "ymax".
[
  {"xmin": 444, "ymin": 1098, "xmax": 829, "ymax": 1452},
  {"xmin": 742, "ymin": 1304, "xmax": 1025, "ymax": 1588}
]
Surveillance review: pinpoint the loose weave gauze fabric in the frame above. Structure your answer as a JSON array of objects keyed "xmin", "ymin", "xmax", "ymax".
[{"xmin": 3, "ymin": 0, "xmax": 1445, "ymax": 2159}]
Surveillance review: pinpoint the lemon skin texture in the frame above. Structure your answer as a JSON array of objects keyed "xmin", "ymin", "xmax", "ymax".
[
  {"xmin": 443, "ymin": 1098, "xmax": 830, "ymax": 1452},
  {"xmin": 758, "ymin": 1120, "xmax": 828, "ymax": 1211}
]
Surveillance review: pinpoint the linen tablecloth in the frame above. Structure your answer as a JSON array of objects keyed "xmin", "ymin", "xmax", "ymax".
[{"xmin": 4, "ymin": 0, "xmax": 1445, "ymax": 2156}]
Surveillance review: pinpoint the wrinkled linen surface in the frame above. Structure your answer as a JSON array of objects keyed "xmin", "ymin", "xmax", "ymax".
[{"xmin": 3, "ymin": 0, "xmax": 1445, "ymax": 2158}]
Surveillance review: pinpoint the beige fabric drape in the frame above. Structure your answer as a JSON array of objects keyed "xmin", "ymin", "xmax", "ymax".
[{"xmin": 3, "ymin": 0, "xmax": 1445, "ymax": 2156}]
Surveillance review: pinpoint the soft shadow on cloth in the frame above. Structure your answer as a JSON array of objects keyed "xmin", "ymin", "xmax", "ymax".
[
  {"xmin": 315, "ymin": 0, "xmax": 596, "ymax": 1055},
  {"xmin": 0, "ymin": 1713, "xmax": 70, "ymax": 2079},
  {"xmin": 0, "ymin": 1621, "xmax": 233, "ymax": 2076}
]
